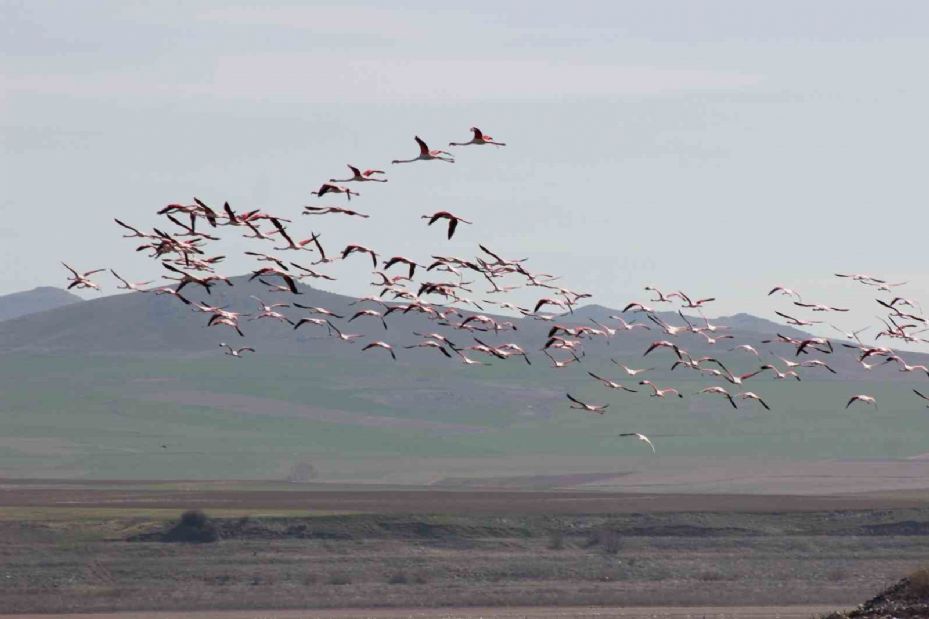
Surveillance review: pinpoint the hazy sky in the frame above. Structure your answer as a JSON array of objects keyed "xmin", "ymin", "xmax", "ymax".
[{"xmin": 3, "ymin": 1, "xmax": 928, "ymax": 324}]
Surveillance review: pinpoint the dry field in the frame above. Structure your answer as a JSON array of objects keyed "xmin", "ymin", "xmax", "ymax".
[
  {"xmin": 3, "ymin": 605, "xmax": 845, "ymax": 618},
  {"xmin": 0, "ymin": 482, "xmax": 926, "ymax": 615}
]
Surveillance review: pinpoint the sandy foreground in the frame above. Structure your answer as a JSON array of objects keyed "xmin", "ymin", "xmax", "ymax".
[{"xmin": 1, "ymin": 606, "xmax": 846, "ymax": 619}]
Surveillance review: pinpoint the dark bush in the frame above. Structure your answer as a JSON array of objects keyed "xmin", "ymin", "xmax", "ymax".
[{"xmin": 162, "ymin": 510, "xmax": 219, "ymax": 544}]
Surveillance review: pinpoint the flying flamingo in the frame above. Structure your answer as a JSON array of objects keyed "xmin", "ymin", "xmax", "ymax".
[
  {"xmin": 449, "ymin": 127, "xmax": 506, "ymax": 147},
  {"xmin": 422, "ymin": 211, "xmax": 472, "ymax": 239},
  {"xmin": 566, "ymin": 394, "xmax": 608, "ymax": 414},
  {"xmin": 698, "ymin": 386, "xmax": 737, "ymax": 409},
  {"xmin": 62, "ymin": 263, "xmax": 105, "ymax": 291},
  {"xmin": 846, "ymin": 394, "xmax": 877, "ymax": 409},
  {"xmin": 611, "ymin": 361, "xmax": 654, "ymax": 377},
  {"xmin": 220, "ymin": 343, "xmax": 255, "ymax": 358},
  {"xmin": 587, "ymin": 372, "xmax": 637, "ymax": 393},
  {"xmin": 362, "ymin": 341, "xmax": 397, "ymax": 360},
  {"xmin": 303, "ymin": 206, "xmax": 370, "ymax": 218},
  {"xmin": 349, "ymin": 309, "xmax": 388, "ymax": 330},
  {"xmin": 638, "ymin": 380, "xmax": 683, "ymax": 398},
  {"xmin": 110, "ymin": 270, "xmax": 153, "ymax": 292},
  {"xmin": 330, "ymin": 165, "xmax": 387, "ymax": 183},
  {"xmin": 738, "ymin": 392, "xmax": 771, "ymax": 410},
  {"xmin": 341, "ymin": 244, "xmax": 379, "ymax": 268},
  {"xmin": 617, "ymin": 433, "xmax": 656, "ymax": 454},
  {"xmin": 310, "ymin": 183, "xmax": 359, "ymax": 201},
  {"xmin": 392, "ymin": 136, "xmax": 454, "ymax": 164}
]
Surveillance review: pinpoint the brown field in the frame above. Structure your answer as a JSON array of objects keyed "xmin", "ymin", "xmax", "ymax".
[
  {"xmin": 3, "ymin": 480, "xmax": 929, "ymax": 514},
  {"xmin": 0, "ymin": 481, "xmax": 924, "ymax": 615},
  {"xmin": 2, "ymin": 604, "xmax": 845, "ymax": 618}
]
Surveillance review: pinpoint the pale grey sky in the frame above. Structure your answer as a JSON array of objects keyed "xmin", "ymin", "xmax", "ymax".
[{"xmin": 2, "ymin": 1, "xmax": 928, "ymax": 326}]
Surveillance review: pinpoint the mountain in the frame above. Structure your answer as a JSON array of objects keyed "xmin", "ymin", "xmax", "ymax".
[
  {"xmin": 0, "ymin": 275, "xmax": 920, "ymax": 380},
  {"xmin": 0, "ymin": 286, "xmax": 83, "ymax": 322}
]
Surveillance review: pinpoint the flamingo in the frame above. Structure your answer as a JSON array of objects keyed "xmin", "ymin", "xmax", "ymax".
[
  {"xmin": 544, "ymin": 350, "xmax": 582, "ymax": 368},
  {"xmin": 566, "ymin": 394, "xmax": 608, "ymax": 414},
  {"xmin": 348, "ymin": 309, "xmax": 388, "ymax": 330},
  {"xmin": 643, "ymin": 340, "xmax": 682, "ymax": 359},
  {"xmin": 587, "ymin": 372, "xmax": 637, "ymax": 393},
  {"xmin": 775, "ymin": 311, "xmax": 822, "ymax": 327},
  {"xmin": 330, "ymin": 165, "xmax": 387, "ymax": 183},
  {"xmin": 794, "ymin": 301, "xmax": 849, "ymax": 312},
  {"xmin": 62, "ymin": 263, "xmax": 105, "ymax": 291},
  {"xmin": 292, "ymin": 304, "xmax": 344, "ymax": 319},
  {"xmin": 757, "ymin": 364, "xmax": 801, "ymax": 381},
  {"xmin": 618, "ymin": 433, "xmax": 656, "ymax": 454},
  {"xmin": 768, "ymin": 285, "xmax": 803, "ymax": 300},
  {"xmin": 422, "ymin": 211, "xmax": 472, "ymax": 239},
  {"xmin": 644, "ymin": 285, "xmax": 674, "ymax": 303},
  {"xmin": 249, "ymin": 296, "xmax": 294, "ymax": 326},
  {"xmin": 362, "ymin": 341, "xmax": 396, "ymax": 360},
  {"xmin": 382, "ymin": 257, "xmax": 420, "ymax": 279},
  {"xmin": 846, "ymin": 394, "xmax": 877, "ymax": 409},
  {"xmin": 392, "ymin": 136, "xmax": 454, "ymax": 164},
  {"xmin": 448, "ymin": 127, "xmax": 506, "ymax": 147},
  {"xmin": 114, "ymin": 218, "xmax": 151, "ymax": 239},
  {"xmin": 110, "ymin": 270, "xmax": 153, "ymax": 292},
  {"xmin": 310, "ymin": 183, "xmax": 359, "ymax": 201},
  {"xmin": 610, "ymin": 316, "xmax": 651, "ymax": 331},
  {"xmin": 638, "ymin": 380, "xmax": 683, "ymax": 399},
  {"xmin": 220, "ymin": 343, "xmax": 255, "ymax": 358},
  {"xmin": 404, "ymin": 340, "xmax": 453, "ymax": 358},
  {"xmin": 698, "ymin": 386, "xmax": 738, "ymax": 409},
  {"xmin": 152, "ymin": 286, "xmax": 191, "ymax": 305},
  {"xmin": 341, "ymin": 244, "xmax": 379, "ymax": 268},
  {"xmin": 738, "ymin": 392, "xmax": 771, "ymax": 410},
  {"xmin": 611, "ymin": 361, "xmax": 653, "ymax": 377},
  {"xmin": 800, "ymin": 359, "xmax": 837, "ymax": 374},
  {"xmin": 729, "ymin": 344, "xmax": 760, "ymax": 356}
]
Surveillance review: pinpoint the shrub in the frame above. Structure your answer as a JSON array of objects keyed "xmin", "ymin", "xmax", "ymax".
[
  {"xmin": 387, "ymin": 572, "xmax": 408, "ymax": 585},
  {"xmin": 907, "ymin": 567, "xmax": 929, "ymax": 597},
  {"xmin": 327, "ymin": 572, "xmax": 351, "ymax": 585},
  {"xmin": 162, "ymin": 510, "xmax": 219, "ymax": 544}
]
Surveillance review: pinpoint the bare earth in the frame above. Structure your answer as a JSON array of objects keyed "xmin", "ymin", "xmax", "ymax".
[
  {"xmin": 0, "ymin": 481, "xmax": 918, "ymax": 615},
  {"xmin": 2, "ymin": 605, "xmax": 844, "ymax": 619}
]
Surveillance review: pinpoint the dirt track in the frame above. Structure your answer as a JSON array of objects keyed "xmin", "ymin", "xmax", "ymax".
[{"xmin": 2, "ymin": 606, "xmax": 845, "ymax": 619}]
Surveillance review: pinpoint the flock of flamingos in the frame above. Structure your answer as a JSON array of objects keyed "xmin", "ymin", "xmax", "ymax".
[{"xmin": 61, "ymin": 127, "xmax": 929, "ymax": 453}]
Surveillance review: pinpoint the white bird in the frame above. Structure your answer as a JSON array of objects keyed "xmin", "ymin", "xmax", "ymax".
[
  {"xmin": 612, "ymin": 361, "xmax": 653, "ymax": 376},
  {"xmin": 617, "ymin": 433, "xmax": 656, "ymax": 454},
  {"xmin": 220, "ymin": 343, "xmax": 255, "ymax": 358},
  {"xmin": 846, "ymin": 394, "xmax": 877, "ymax": 409}
]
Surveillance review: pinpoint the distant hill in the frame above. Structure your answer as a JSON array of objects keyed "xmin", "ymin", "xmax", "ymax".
[
  {"xmin": 0, "ymin": 286, "xmax": 82, "ymax": 322},
  {"xmin": 0, "ymin": 275, "xmax": 920, "ymax": 380}
]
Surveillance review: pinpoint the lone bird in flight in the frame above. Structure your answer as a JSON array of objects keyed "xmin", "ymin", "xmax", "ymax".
[
  {"xmin": 618, "ymin": 433, "xmax": 656, "ymax": 454},
  {"xmin": 392, "ymin": 136, "xmax": 454, "ymax": 164},
  {"xmin": 449, "ymin": 127, "xmax": 506, "ymax": 147}
]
